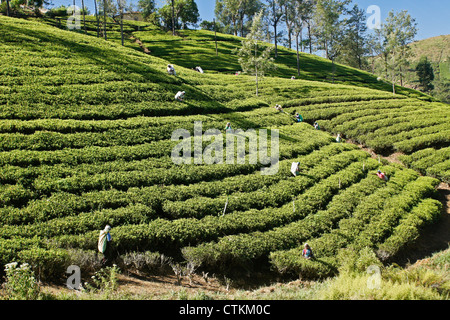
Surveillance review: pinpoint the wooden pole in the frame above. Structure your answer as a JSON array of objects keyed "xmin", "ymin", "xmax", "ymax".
[
  {"xmin": 214, "ymin": 18, "xmax": 218, "ymax": 56},
  {"xmin": 222, "ymin": 196, "xmax": 229, "ymax": 216}
]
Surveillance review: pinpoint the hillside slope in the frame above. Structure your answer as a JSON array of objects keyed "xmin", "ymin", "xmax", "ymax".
[
  {"xmin": 408, "ymin": 35, "xmax": 450, "ymax": 66},
  {"xmin": 37, "ymin": 15, "xmax": 433, "ymax": 99},
  {"xmin": 0, "ymin": 16, "xmax": 447, "ymax": 283}
]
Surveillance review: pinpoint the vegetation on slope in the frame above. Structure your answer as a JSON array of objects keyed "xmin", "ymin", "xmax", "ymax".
[{"xmin": 0, "ymin": 16, "xmax": 448, "ymax": 297}]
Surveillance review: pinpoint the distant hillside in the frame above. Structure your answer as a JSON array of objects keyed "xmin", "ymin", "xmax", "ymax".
[
  {"xmin": 35, "ymin": 15, "xmax": 431, "ymax": 100},
  {"xmin": 409, "ymin": 35, "xmax": 450, "ymax": 65},
  {"xmin": 404, "ymin": 35, "xmax": 450, "ymax": 103},
  {"xmin": 131, "ymin": 27, "xmax": 432, "ymax": 98}
]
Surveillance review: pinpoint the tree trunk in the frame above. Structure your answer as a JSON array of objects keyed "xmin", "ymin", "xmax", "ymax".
[
  {"xmin": 300, "ymin": 29, "xmax": 303, "ymax": 52},
  {"xmin": 81, "ymin": 0, "xmax": 86, "ymax": 34},
  {"xmin": 400, "ymin": 69, "xmax": 403, "ymax": 87},
  {"xmin": 103, "ymin": 0, "xmax": 107, "ymax": 40},
  {"xmin": 274, "ymin": 23, "xmax": 278, "ymax": 58},
  {"xmin": 240, "ymin": 12, "xmax": 245, "ymax": 37},
  {"xmin": 296, "ymin": 32, "xmax": 300, "ymax": 77},
  {"xmin": 384, "ymin": 53, "xmax": 388, "ymax": 78},
  {"xmin": 288, "ymin": 30, "xmax": 292, "ymax": 50},
  {"xmin": 392, "ymin": 51, "xmax": 396, "ymax": 95},
  {"xmin": 307, "ymin": 22, "xmax": 312, "ymax": 54},
  {"xmin": 332, "ymin": 58, "xmax": 335, "ymax": 84},
  {"xmin": 94, "ymin": 0, "xmax": 100, "ymax": 37},
  {"xmin": 6, "ymin": 0, "xmax": 10, "ymax": 16},
  {"xmin": 232, "ymin": 18, "xmax": 237, "ymax": 36},
  {"xmin": 120, "ymin": 10, "xmax": 124, "ymax": 46},
  {"xmin": 255, "ymin": 44, "xmax": 259, "ymax": 97},
  {"xmin": 171, "ymin": 0, "xmax": 175, "ymax": 36}
]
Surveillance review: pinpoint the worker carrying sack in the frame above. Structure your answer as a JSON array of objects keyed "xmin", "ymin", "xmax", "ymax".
[
  {"xmin": 291, "ymin": 162, "xmax": 301, "ymax": 177},
  {"xmin": 98, "ymin": 225, "xmax": 112, "ymax": 254}
]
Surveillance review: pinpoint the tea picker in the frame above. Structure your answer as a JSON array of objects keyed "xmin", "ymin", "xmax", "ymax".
[
  {"xmin": 98, "ymin": 225, "xmax": 113, "ymax": 267},
  {"xmin": 376, "ymin": 170, "xmax": 389, "ymax": 182},
  {"xmin": 291, "ymin": 162, "xmax": 301, "ymax": 177},
  {"xmin": 274, "ymin": 104, "xmax": 284, "ymax": 112},
  {"xmin": 314, "ymin": 122, "xmax": 320, "ymax": 130},
  {"xmin": 195, "ymin": 66, "xmax": 204, "ymax": 74},
  {"xmin": 302, "ymin": 243, "xmax": 314, "ymax": 260},
  {"xmin": 167, "ymin": 64, "xmax": 176, "ymax": 76},
  {"xmin": 175, "ymin": 91, "xmax": 185, "ymax": 102}
]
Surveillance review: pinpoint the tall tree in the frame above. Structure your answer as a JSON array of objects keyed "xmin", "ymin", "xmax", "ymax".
[
  {"xmin": 266, "ymin": 0, "xmax": 284, "ymax": 58},
  {"xmin": 337, "ymin": 4, "xmax": 369, "ymax": 70},
  {"xmin": 416, "ymin": 56, "xmax": 435, "ymax": 92},
  {"xmin": 240, "ymin": 0, "xmax": 262, "ymax": 37},
  {"xmin": 215, "ymin": 0, "xmax": 240, "ymax": 36},
  {"xmin": 281, "ymin": 0, "xmax": 295, "ymax": 49},
  {"xmin": 313, "ymin": 0, "xmax": 349, "ymax": 82},
  {"xmin": 138, "ymin": 0, "xmax": 157, "ymax": 21},
  {"xmin": 383, "ymin": 10, "xmax": 418, "ymax": 94},
  {"xmin": 117, "ymin": 0, "xmax": 124, "ymax": 46},
  {"xmin": 303, "ymin": 0, "xmax": 315, "ymax": 54},
  {"xmin": 103, "ymin": 0, "xmax": 107, "ymax": 39},
  {"xmin": 292, "ymin": 0, "xmax": 313, "ymax": 76},
  {"xmin": 312, "ymin": 0, "xmax": 349, "ymax": 60},
  {"xmin": 171, "ymin": 0, "xmax": 175, "ymax": 35},
  {"xmin": 93, "ymin": 0, "xmax": 100, "ymax": 37},
  {"xmin": 367, "ymin": 28, "xmax": 389, "ymax": 76},
  {"xmin": 215, "ymin": 0, "xmax": 261, "ymax": 37},
  {"xmin": 99, "ymin": 0, "xmax": 119, "ymax": 18},
  {"xmin": 5, "ymin": 0, "xmax": 11, "ymax": 16},
  {"xmin": 237, "ymin": 10, "xmax": 275, "ymax": 96},
  {"xmin": 81, "ymin": 0, "xmax": 86, "ymax": 34},
  {"xmin": 159, "ymin": 0, "xmax": 199, "ymax": 31}
]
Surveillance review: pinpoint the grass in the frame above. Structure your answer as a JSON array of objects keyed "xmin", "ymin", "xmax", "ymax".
[{"xmin": 14, "ymin": 246, "xmax": 447, "ymax": 300}]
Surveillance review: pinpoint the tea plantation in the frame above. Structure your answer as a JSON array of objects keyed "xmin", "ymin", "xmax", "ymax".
[{"xmin": 0, "ymin": 16, "xmax": 448, "ymax": 282}]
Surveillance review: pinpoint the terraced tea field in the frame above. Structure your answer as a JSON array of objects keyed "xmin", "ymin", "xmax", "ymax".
[{"xmin": 0, "ymin": 16, "xmax": 448, "ymax": 281}]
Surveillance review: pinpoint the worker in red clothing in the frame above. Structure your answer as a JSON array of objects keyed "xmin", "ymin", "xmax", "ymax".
[{"xmin": 377, "ymin": 170, "xmax": 389, "ymax": 182}]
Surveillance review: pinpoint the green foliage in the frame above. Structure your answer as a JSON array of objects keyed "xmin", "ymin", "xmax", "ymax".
[
  {"xmin": 337, "ymin": 247, "xmax": 382, "ymax": 275},
  {"xmin": 0, "ymin": 16, "xmax": 447, "ymax": 286},
  {"xmin": 85, "ymin": 265, "xmax": 121, "ymax": 298},
  {"xmin": 237, "ymin": 10, "xmax": 275, "ymax": 96},
  {"xmin": 416, "ymin": 56, "xmax": 435, "ymax": 92},
  {"xmin": 18, "ymin": 248, "xmax": 69, "ymax": 281},
  {"xmin": 2, "ymin": 262, "xmax": 41, "ymax": 300}
]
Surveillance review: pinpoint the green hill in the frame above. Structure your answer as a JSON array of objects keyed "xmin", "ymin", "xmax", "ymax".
[
  {"xmin": 408, "ymin": 35, "xmax": 450, "ymax": 66},
  {"xmin": 0, "ymin": 16, "xmax": 448, "ymax": 290},
  {"xmin": 38, "ymin": 15, "xmax": 433, "ymax": 98},
  {"xmin": 369, "ymin": 34, "xmax": 449, "ymax": 102}
]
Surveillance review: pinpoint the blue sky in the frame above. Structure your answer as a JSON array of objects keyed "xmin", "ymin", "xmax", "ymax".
[{"xmin": 46, "ymin": 0, "xmax": 450, "ymax": 41}]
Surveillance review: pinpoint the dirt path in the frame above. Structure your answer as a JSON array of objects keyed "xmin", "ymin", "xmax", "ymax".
[
  {"xmin": 348, "ymin": 140, "xmax": 404, "ymax": 165},
  {"xmin": 130, "ymin": 35, "xmax": 151, "ymax": 54}
]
